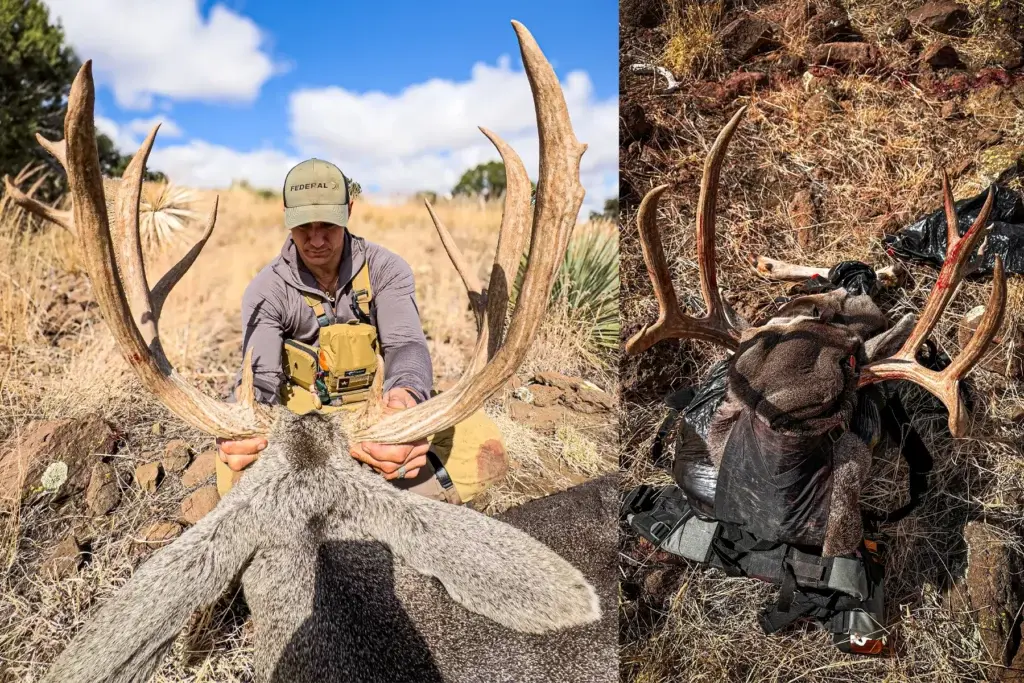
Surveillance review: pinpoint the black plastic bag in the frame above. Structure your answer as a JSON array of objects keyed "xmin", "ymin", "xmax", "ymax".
[{"xmin": 883, "ymin": 184, "xmax": 1024, "ymax": 277}]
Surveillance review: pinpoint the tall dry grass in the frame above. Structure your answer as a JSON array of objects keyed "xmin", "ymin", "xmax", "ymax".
[{"xmin": 0, "ymin": 182, "xmax": 617, "ymax": 680}]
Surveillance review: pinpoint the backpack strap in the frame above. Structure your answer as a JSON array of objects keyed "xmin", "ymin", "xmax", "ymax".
[
  {"xmin": 301, "ymin": 294, "xmax": 335, "ymax": 328},
  {"xmin": 349, "ymin": 261, "xmax": 373, "ymax": 324}
]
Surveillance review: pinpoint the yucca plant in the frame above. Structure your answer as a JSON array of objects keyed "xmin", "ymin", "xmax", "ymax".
[
  {"xmin": 509, "ymin": 227, "xmax": 620, "ymax": 355},
  {"xmin": 140, "ymin": 183, "xmax": 197, "ymax": 251}
]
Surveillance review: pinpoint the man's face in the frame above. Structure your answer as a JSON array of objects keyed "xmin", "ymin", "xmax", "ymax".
[{"xmin": 291, "ymin": 221, "xmax": 346, "ymax": 268}]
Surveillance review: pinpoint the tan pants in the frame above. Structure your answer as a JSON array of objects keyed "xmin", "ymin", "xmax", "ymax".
[{"xmin": 215, "ymin": 389, "xmax": 508, "ymax": 505}]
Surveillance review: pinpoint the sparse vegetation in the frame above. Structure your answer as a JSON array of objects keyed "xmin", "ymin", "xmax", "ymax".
[
  {"xmin": 0, "ymin": 178, "xmax": 615, "ymax": 678},
  {"xmin": 622, "ymin": 1, "xmax": 1024, "ymax": 681},
  {"xmin": 660, "ymin": 0, "xmax": 724, "ymax": 79},
  {"xmin": 510, "ymin": 220, "xmax": 620, "ymax": 362}
]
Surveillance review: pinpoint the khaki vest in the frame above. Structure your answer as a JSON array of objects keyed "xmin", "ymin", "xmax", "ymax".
[{"xmin": 280, "ymin": 263, "xmax": 378, "ymax": 414}]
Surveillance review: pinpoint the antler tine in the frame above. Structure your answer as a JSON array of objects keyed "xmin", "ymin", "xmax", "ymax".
[
  {"xmin": 353, "ymin": 21, "xmax": 586, "ymax": 444},
  {"xmin": 624, "ymin": 107, "xmax": 749, "ymax": 355},
  {"xmin": 62, "ymin": 61, "xmax": 272, "ymax": 439},
  {"xmin": 941, "ymin": 170, "xmax": 959, "ymax": 250},
  {"xmin": 424, "ymin": 200, "xmax": 487, "ymax": 331},
  {"xmin": 475, "ymin": 126, "xmax": 533, "ymax": 369},
  {"xmin": 857, "ymin": 184, "xmax": 1003, "ymax": 437},
  {"xmin": 697, "ymin": 105, "xmax": 747, "ymax": 332},
  {"xmin": 901, "ymin": 185, "xmax": 994, "ymax": 356},
  {"xmin": 623, "ymin": 186, "xmax": 737, "ymax": 352},
  {"xmin": 36, "ymin": 133, "xmax": 68, "ymax": 168},
  {"xmin": 3, "ymin": 174, "xmax": 75, "ymax": 233}
]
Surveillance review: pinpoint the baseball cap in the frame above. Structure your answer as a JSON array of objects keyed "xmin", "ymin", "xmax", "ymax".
[{"xmin": 282, "ymin": 158, "xmax": 350, "ymax": 229}]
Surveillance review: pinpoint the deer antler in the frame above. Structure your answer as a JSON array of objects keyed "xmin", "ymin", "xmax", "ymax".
[
  {"xmin": 624, "ymin": 106, "xmax": 749, "ymax": 355},
  {"xmin": 54, "ymin": 61, "xmax": 273, "ymax": 439},
  {"xmin": 3, "ymin": 143, "xmax": 74, "ymax": 233},
  {"xmin": 353, "ymin": 20, "xmax": 587, "ymax": 445},
  {"xmin": 857, "ymin": 174, "xmax": 1006, "ymax": 437}
]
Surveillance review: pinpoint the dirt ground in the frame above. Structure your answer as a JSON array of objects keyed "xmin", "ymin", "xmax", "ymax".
[
  {"xmin": 619, "ymin": 1, "xmax": 1024, "ymax": 681},
  {"xmin": 0, "ymin": 183, "xmax": 618, "ymax": 680}
]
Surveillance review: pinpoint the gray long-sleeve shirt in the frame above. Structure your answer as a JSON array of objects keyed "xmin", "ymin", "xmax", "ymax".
[{"xmin": 232, "ymin": 230, "xmax": 433, "ymax": 405}]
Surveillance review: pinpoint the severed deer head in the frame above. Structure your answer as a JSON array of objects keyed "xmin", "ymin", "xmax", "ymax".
[
  {"xmin": 22, "ymin": 22, "xmax": 612, "ymax": 683},
  {"xmin": 625, "ymin": 106, "xmax": 1007, "ymax": 557}
]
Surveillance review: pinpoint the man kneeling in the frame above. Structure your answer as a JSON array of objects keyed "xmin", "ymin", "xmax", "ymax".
[{"xmin": 216, "ymin": 158, "xmax": 508, "ymax": 505}]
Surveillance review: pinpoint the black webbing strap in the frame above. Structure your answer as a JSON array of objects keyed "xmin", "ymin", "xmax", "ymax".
[
  {"xmin": 863, "ymin": 392, "xmax": 933, "ymax": 529},
  {"xmin": 427, "ymin": 451, "xmax": 455, "ymax": 493},
  {"xmin": 650, "ymin": 387, "xmax": 696, "ymax": 469}
]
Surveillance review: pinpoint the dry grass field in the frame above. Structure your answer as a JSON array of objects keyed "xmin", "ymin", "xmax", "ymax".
[
  {"xmin": 0, "ymin": 180, "xmax": 618, "ymax": 680},
  {"xmin": 620, "ymin": 1, "xmax": 1024, "ymax": 681}
]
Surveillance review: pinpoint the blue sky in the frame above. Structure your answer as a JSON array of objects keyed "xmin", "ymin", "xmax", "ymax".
[{"xmin": 44, "ymin": 0, "xmax": 618, "ymax": 213}]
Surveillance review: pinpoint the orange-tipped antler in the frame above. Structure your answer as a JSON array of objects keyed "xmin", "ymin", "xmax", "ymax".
[
  {"xmin": 857, "ymin": 177, "xmax": 1006, "ymax": 437},
  {"xmin": 353, "ymin": 20, "xmax": 586, "ymax": 445},
  {"xmin": 624, "ymin": 106, "xmax": 749, "ymax": 355}
]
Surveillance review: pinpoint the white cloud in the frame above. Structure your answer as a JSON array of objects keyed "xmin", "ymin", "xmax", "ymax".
[
  {"xmin": 127, "ymin": 116, "xmax": 183, "ymax": 138},
  {"xmin": 45, "ymin": 0, "xmax": 279, "ymax": 109},
  {"xmin": 288, "ymin": 56, "xmax": 618, "ymax": 214},
  {"xmin": 92, "ymin": 117, "xmax": 292, "ymax": 190},
  {"xmin": 95, "ymin": 115, "xmax": 183, "ymax": 152},
  {"xmin": 148, "ymin": 141, "xmax": 298, "ymax": 190}
]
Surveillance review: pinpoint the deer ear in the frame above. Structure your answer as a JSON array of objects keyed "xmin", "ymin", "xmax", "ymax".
[
  {"xmin": 361, "ymin": 491, "xmax": 600, "ymax": 634},
  {"xmin": 40, "ymin": 492, "xmax": 257, "ymax": 683}
]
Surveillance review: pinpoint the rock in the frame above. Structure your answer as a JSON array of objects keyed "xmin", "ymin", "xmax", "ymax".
[
  {"xmin": 958, "ymin": 306, "xmax": 1023, "ymax": 377},
  {"xmin": 803, "ymin": 90, "xmax": 841, "ymax": 122},
  {"xmin": 529, "ymin": 384, "xmax": 564, "ymax": 408},
  {"xmin": 977, "ymin": 144, "xmax": 1024, "ymax": 185},
  {"xmin": 621, "ymin": 0, "xmax": 663, "ymax": 28},
  {"xmin": 806, "ymin": 7, "xmax": 858, "ymax": 45},
  {"xmin": 886, "ymin": 17, "xmax": 912, "ymax": 42},
  {"xmin": 180, "ymin": 486, "xmax": 220, "ymax": 525},
  {"xmin": 139, "ymin": 520, "xmax": 183, "ymax": 548},
  {"xmin": 993, "ymin": 38, "xmax": 1024, "ymax": 71},
  {"xmin": 621, "ymin": 102, "xmax": 653, "ymax": 143},
  {"xmin": 923, "ymin": 40, "xmax": 962, "ymax": 69},
  {"xmin": 42, "ymin": 533, "xmax": 85, "ymax": 579},
  {"xmin": 974, "ymin": 129, "xmax": 1007, "ymax": 148},
  {"xmin": 534, "ymin": 371, "xmax": 582, "ymax": 392},
  {"xmin": 504, "ymin": 375, "xmax": 524, "ymax": 393},
  {"xmin": 151, "ymin": 422, "xmax": 163, "ymax": 436},
  {"xmin": 789, "ymin": 189, "xmax": 818, "ymax": 248},
  {"xmin": 181, "ymin": 449, "xmax": 218, "ymax": 488},
  {"xmin": 0, "ymin": 414, "xmax": 118, "ymax": 512},
  {"xmin": 162, "ymin": 440, "xmax": 192, "ymax": 473},
  {"xmin": 775, "ymin": 53, "xmax": 805, "ymax": 76},
  {"xmin": 907, "ymin": 1, "xmax": 971, "ymax": 36},
  {"xmin": 719, "ymin": 14, "xmax": 779, "ymax": 65},
  {"xmin": 509, "ymin": 401, "xmax": 567, "ymax": 432},
  {"xmin": 724, "ymin": 71, "xmax": 768, "ymax": 97},
  {"xmin": 574, "ymin": 387, "xmax": 615, "ymax": 412},
  {"xmin": 903, "ymin": 38, "xmax": 924, "ymax": 56},
  {"xmin": 134, "ymin": 461, "xmax": 162, "ymax": 494},
  {"xmin": 964, "ymin": 521, "xmax": 1023, "ymax": 668},
  {"xmin": 809, "ymin": 42, "xmax": 880, "ymax": 71},
  {"xmin": 940, "ymin": 100, "xmax": 959, "ymax": 119},
  {"xmin": 84, "ymin": 462, "xmax": 120, "ymax": 516}
]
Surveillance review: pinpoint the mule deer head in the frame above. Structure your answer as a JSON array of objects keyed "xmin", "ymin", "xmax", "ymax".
[
  {"xmin": 625, "ymin": 106, "xmax": 1007, "ymax": 556},
  {"xmin": 34, "ymin": 21, "xmax": 601, "ymax": 683}
]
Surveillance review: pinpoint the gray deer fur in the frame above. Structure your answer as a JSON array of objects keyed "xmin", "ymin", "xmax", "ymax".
[
  {"xmin": 42, "ymin": 410, "xmax": 616, "ymax": 682},
  {"xmin": 703, "ymin": 288, "xmax": 916, "ymax": 556}
]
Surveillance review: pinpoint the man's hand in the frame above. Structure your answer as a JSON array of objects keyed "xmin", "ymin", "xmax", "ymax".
[
  {"xmin": 350, "ymin": 387, "xmax": 429, "ymax": 480},
  {"xmin": 217, "ymin": 436, "xmax": 268, "ymax": 472}
]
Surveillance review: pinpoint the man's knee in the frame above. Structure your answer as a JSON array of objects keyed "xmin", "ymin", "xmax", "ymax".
[{"xmin": 432, "ymin": 410, "xmax": 508, "ymax": 504}]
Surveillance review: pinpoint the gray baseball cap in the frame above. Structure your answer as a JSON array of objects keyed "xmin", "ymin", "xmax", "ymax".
[{"xmin": 282, "ymin": 158, "xmax": 350, "ymax": 229}]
